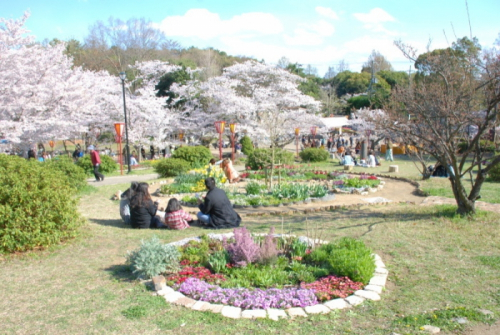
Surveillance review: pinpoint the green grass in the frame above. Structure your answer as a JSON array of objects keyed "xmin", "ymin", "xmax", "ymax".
[{"xmin": 1, "ymin": 157, "xmax": 499, "ymax": 334}]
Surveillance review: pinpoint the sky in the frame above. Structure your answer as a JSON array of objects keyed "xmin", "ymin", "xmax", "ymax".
[{"xmin": 2, "ymin": 0, "xmax": 499, "ymax": 76}]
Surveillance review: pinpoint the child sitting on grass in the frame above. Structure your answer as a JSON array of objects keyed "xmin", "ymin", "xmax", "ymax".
[{"xmin": 164, "ymin": 198, "xmax": 195, "ymax": 230}]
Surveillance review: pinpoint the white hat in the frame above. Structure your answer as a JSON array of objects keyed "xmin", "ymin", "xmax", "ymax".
[{"xmin": 87, "ymin": 145, "xmax": 95, "ymax": 150}]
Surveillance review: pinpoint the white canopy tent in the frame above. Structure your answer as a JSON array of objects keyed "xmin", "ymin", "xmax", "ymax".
[{"xmin": 320, "ymin": 116, "xmax": 350, "ymax": 134}]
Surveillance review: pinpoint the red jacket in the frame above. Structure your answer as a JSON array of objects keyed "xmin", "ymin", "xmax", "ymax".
[{"xmin": 90, "ymin": 150, "xmax": 101, "ymax": 165}]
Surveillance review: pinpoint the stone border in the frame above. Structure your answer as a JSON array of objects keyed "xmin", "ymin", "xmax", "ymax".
[{"xmin": 150, "ymin": 234, "xmax": 388, "ymax": 320}]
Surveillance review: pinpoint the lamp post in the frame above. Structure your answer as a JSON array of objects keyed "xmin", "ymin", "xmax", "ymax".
[
  {"xmin": 214, "ymin": 121, "xmax": 225, "ymax": 160},
  {"xmin": 48, "ymin": 140, "xmax": 55, "ymax": 155},
  {"xmin": 294, "ymin": 128, "xmax": 300, "ymax": 158},
  {"xmin": 114, "ymin": 123, "xmax": 125, "ymax": 175},
  {"xmin": 229, "ymin": 123, "xmax": 236, "ymax": 161},
  {"xmin": 119, "ymin": 72, "xmax": 131, "ymax": 173}
]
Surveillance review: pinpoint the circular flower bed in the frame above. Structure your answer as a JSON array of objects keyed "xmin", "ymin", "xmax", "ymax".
[
  {"xmin": 131, "ymin": 228, "xmax": 378, "ymax": 310},
  {"xmin": 158, "ymin": 166, "xmax": 381, "ymax": 208}
]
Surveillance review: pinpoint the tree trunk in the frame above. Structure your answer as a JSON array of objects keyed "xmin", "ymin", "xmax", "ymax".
[{"xmin": 450, "ymin": 176, "xmax": 476, "ymax": 215}]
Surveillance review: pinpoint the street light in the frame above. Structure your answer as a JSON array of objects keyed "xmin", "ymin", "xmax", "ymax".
[
  {"xmin": 119, "ymin": 72, "xmax": 131, "ymax": 173},
  {"xmin": 294, "ymin": 128, "xmax": 300, "ymax": 158},
  {"xmin": 114, "ymin": 122, "xmax": 125, "ymax": 175},
  {"xmin": 214, "ymin": 121, "xmax": 225, "ymax": 160},
  {"xmin": 229, "ymin": 123, "xmax": 236, "ymax": 161}
]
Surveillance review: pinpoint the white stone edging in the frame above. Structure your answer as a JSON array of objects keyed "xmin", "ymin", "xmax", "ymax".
[{"xmin": 153, "ymin": 234, "xmax": 387, "ymax": 320}]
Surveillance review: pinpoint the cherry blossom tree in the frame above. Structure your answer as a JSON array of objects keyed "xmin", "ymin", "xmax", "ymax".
[
  {"xmin": 169, "ymin": 61, "xmax": 322, "ymax": 147},
  {"xmin": 0, "ymin": 12, "xmax": 123, "ymax": 148}
]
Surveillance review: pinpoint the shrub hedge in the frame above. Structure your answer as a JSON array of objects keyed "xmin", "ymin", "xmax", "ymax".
[
  {"xmin": 240, "ymin": 136, "xmax": 254, "ymax": 156},
  {"xmin": 76, "ymin": 154, "xmax": 118, "ymax": 175},
  {"xmin": 154, "ymin": 158, "xmax": 191, "ymax": 177},
  {"xmin": 45, "ymin": 156, "xmax": 87, "ymax": 190},
  {"xmin": 171, "ymin": 146, "xmax": 213, "ymax": 168},
  {"xmin": 0, "ymin": 155, "xmax": 83, "ymax": 253},
  {"xmin": 247, "ymin": 148, "xmax": 294, "ymax": 170},
  {"xmin": 488, "ymin": 161, "xmax": 500, "ymax": 182},
  {"xmin": 299, "ymin": 148, "xmax": 330, "ymax": 162}
]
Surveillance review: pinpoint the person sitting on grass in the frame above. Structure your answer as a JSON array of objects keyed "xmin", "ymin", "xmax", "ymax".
[
  {"xmin": 120, "ymin": 181, "xmax": 139, "ymax": 225},
  {"xmin": 130, "ymin": 182, "xmax": 163, "ymax": 229},
  {"xmin": 343, "ymin": 151, "xmax": 355, "ymax": 166},
  {"xmin": 164, "ymin": 198, "xmax": 195, "ymax": 230},
  {"xmin": 197, "ymin": 177, "xmax": 241, "ymax": 229}
]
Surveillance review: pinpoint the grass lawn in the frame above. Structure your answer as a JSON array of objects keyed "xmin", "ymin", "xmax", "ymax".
[{"xmin": 0, "ymin": 174, "xmax": 499, "ymax": 334}]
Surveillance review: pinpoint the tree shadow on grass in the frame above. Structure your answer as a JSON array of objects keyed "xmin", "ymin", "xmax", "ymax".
[
  {"xmin": 241, "ymin": 204, "xmax": 471, "ymax": 237},
  {"xmin": 104, "ymin": 264, "xmax": 136, "ymax": 282},
  {"xmin": 89, "ymin": 218, "xmax": 132, "ymax": 229}
]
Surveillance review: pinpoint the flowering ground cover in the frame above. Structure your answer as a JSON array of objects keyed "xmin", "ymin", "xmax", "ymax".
[
  {"xmin": 170, "ymin": 166, "xmax": 381, "ymax": 207},
  {"xmin": 153, "ymin": 228, "xmax": 375, "ymax": 310}
]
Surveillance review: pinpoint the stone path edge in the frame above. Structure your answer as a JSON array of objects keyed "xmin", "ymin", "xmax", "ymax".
[{"xmin": 148, "ymin": 233, "xmax": 388, "ymax": 320}]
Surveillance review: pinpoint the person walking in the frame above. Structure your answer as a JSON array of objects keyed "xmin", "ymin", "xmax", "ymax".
[{"xmin": 88, "ymin": 145, "xmax": 104, "ymax": 182}]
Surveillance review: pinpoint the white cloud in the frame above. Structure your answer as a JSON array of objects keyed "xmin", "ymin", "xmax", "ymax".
[
  {"xmin": 315, "ymin": 6, "xmax": 339, "ymax": 20},
  {"xmin": 284, "ymin": 28, "xmax": 324, "ymax": 46},
  {"xmin": 159, "ymin": 9, "xmax": 283, "ymax": 40},
  {"xmin": 353, "ymin": 8, "xmax": 395, "ymax": 23},
  {"xmin": 283, "ymin": 20, "xmax": 334, "ymax": 46},
  {"xmin": 353, "ymin": 8, "xmax": 399, "ymax": 35}
]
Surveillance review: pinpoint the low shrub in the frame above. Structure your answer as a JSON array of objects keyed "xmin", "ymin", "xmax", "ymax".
[
  {"xmin": 299, "ymin": 148, "xmax": 329, "ymax": 162},
  {"xmin": 126, "ymin": 236, "xmax": 181, "ymax": 279},
  {"xmin": 304, "ymin": 237, "xmax": 375, "ymax": 284},
  {"xmin": 245, "ymin": 181, "xmax": 262, "ymax": 195},
  {"xmin": 0, "ymin": 155, "xmax": 83, "ymax": 253},
  {"xmin": 154, "ymin": 158, "xmax": 191, "ymax": 177},
  {"xmin": 76, "ymin": 154, "xmax": 118, "ymax": 175},
  {"xmin": 46, "ymin": 156, "xmax": 87, "ymax": 190},
  {"xmin": 488, "ymin": 161, "xmax": 500, "ymax": 182},
  {"xmin": 171, "ymin": 146, "xmax": 212, "ymax": 168},
  {"xmin": 247, "ymin": 148, "xmax": 294, "ymax": 170},
  {"xmin": 240, "ymin": 135, "xmax": 254, "ymax": 156}
]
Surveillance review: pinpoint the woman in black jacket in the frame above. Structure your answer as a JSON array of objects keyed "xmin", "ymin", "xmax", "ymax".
[{"xmin": 130, "ymin": 182, "xmax": 162, "ymax": 229}]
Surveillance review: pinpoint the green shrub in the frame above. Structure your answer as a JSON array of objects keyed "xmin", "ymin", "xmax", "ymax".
[
  {"xmin": 347, "ymin": 95, "xmax": 370, "ymax": 110},
  {"xmin": 240, "ymin": 135, "xmax": 254, "ymax": 156},
  {"xmin": 154, "ymin": 158, "xmax": 191, "ymax": 177},
  {"xmin": 458, "ymin": 140, "xmax": 496, "ymax": 153},
  {"xmin": 247, "ymin": 148, "xmax": 294, "ymax": 170},
  {"xmin": 126, "ymin": 236, "xmax": 181, "ymax": 279},
  {"xmin": 305, "ymin": 237, "xmax": 375, "ymax": 284},
  {"xmin": 76, "ymin": 154, "xmax": 118, "ymax": 175},
  {"xmin": 488, "ymin": 162, "xmax": 500, "ymax": 182},
  {"xmin": 179, "ymin": 239, "xmax": 210, "ymax": 265},
  {"xmin": 245, "ymin": 181, "xmax": 262, "ymax": 195},
  {"xmin": 0, "ymin": 155, "xmax": 83, "ymax": 253},
  {"xmin": 45, "ymin": 156, "xmax": 87, "ymax": 190},
  {"xmin": 171, "ymin": 146, "xmax": 212, "ymax": 168},
  {"xmin": 299, "ymin": 148, "xmax": 329, "ymax": 162}
]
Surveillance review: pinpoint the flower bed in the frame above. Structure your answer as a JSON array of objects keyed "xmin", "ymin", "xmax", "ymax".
[
  {"xmin": 127, "ymin": 228, "xmax": 380, "ymax": 311},
  {"xmin": 159, "ymin": 167, "xmax": 381, "ymax": 208}
]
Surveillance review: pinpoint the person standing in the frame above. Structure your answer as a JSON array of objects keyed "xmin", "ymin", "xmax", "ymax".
[
  {"xmin": 88, "ymin": 145, "xmax": 104, "ymax": 182},
  {"xmin": 385, "ymin": 138, "xmax": 394, "ymax": 162}
]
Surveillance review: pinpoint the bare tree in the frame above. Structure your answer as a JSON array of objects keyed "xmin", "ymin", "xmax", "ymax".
[
  {"xmin": 362, "ymin": 50, "xmax": 393, "ymax": 73},
  {"xmin": 374, "ymin": 38, "xmax": 500, "ymax": 215}
]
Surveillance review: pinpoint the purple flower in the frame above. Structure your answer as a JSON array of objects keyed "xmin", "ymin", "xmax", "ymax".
[{"xmin": 178, "ymin": 278, "xmax": 318, "ymax": 310}]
